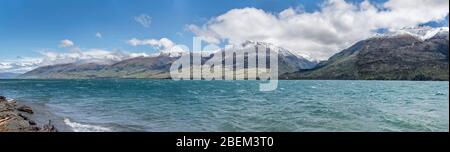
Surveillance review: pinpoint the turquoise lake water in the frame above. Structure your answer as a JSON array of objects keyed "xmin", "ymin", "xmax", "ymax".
[{"xmin": 0, "ymin": 80, "xmax": 448, "ymax": 132}]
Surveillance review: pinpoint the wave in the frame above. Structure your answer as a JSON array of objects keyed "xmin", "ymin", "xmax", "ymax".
[
  {"xmin": 435, "ymin": 92, "xmax": 445, "ymax": 96},
  {"xmin": 6, "ymin": 97, "xmax": 14, "ymax": 102},
  {"xmin": 63, "ymin": 118, "xmax": 112, "ymax": 132}
]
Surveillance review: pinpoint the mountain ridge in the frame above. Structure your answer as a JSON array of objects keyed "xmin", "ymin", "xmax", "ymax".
[
  {"xmin": 18, "ymin": 27, "xmax": 450, "ymax": 80},
  {"xmin": 281, "ymin": 28, "xmax": 449, "ymax": 80},
  {"xmin": 20, "ymin": 42, "xmax": 317, "ymax": 79}
]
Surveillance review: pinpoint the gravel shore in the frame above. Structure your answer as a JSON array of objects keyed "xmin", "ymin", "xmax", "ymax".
[{"xmin": 0, "ymin": 96, "xmax": 57, "ymax": 132}]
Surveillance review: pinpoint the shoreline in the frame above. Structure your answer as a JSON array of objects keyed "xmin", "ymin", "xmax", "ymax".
[
  {"xmin": 0, "ymin": 96, "xmax": 58, "ymax": 132},
  {"xmin": 1, "ymin": 78, "xmax": 449, "ymax": 82}
]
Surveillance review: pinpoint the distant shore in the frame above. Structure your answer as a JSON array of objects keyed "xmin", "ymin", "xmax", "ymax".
[{"xmin": 0, "ymin": 96, "xmax": 58, "ymax": 132}]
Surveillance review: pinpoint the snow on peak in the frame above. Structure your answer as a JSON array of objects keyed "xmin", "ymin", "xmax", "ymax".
[
  {"xmin": 373, "ymin": 26, "xmax": 449, "ymax": 40},
  {"xmin": 240, "ymin": 40, "xmax": 315, "ymax": 61}
]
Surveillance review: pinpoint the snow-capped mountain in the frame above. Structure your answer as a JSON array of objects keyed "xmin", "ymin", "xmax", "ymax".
[
  {"xmin": 283, "ymin": 26, "xmax": 449, "ymax": 80},
  {"xmin": 373, "ymin": 26, "xmax": 449, "ymax": 41},
  {"xmin": 207, "ymin": 40, "xmax": 318, "ymax": 74},
  {"xmin": 241, "ymin": 40, "xmax": 315, "ymax": 62}
]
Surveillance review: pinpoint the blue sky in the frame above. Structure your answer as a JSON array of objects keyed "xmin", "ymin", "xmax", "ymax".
[
  {"xmin": 0, "ymin": 0, "xmax": 448, "ymax": 73},
  {"xmin": 0, "ymin": 0, "xmax": 327, "ymax": 59}
]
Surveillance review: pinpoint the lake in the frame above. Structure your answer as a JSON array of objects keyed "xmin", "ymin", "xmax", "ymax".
[{"xmin": 0, "ymin": 79, "xmax": 448, "ymax": 132}]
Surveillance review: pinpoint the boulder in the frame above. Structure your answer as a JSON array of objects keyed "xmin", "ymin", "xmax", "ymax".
[
  {"xmin": 28, "ymin": 120, "xmax": 36, "ymax": 126},
  {"xmin": 42, "ymin": 120, "xmax": 58, "ymax": 132},
  {"xmin": 1, "ymin": 96, "xmax": 58, "ymax": 132},
  {"xmin": 0, "ymin": 96, "xmax": 6, "ymax": 102},
  {"xmin": 17, "ymin": 105, "xmax": 34, "ymax": 114},
  {"xmin": 18, "ymin": 113, "xmax": 29, "ymax": 120}
]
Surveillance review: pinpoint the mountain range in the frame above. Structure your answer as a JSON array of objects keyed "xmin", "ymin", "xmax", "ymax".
[
  {"xmin": 18, "ymin": 27, "xmax": 450, "ymax": 81},
  {"xmin": 19, "ymin": 41, "xmax": 317, "ymax": 79},
  {"xmin": 281, "ymin": 27, "xmax": 449, "ymax": 80}
]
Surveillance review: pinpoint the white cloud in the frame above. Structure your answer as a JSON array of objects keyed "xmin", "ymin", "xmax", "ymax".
[
  {"xmin": 127, "ymin": 37, "xmax": 188, "ymax": 57},
  {"xmin": 187, "ymin": 0, "xmax": 449, "ymax": 60},
  {"xmin": 134, "ymin": 14, "xmax": 152, "ymax": 28},
  {"xmin": 39, "ymin": 48, "xmax": 125, "ymax": 65},
  {"xmin": 59, "ymin": 39, "xmax": 74, "ymax": 48},
  {"xmin": 127, "ymin": 38, "xmax": 175, "ymax": 50},
  {"xmin": 95, "ymin": 32, "xmax": 102, "ymax": 38}
]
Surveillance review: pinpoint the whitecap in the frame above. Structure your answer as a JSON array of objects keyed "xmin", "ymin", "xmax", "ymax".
[
  {"xmin": 6, "ymin": 97, "xmax": 15, "ymax": 102},
  {"xmin": 64, "ymin": 118, "xmax": 112, "ymax": 132}
]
